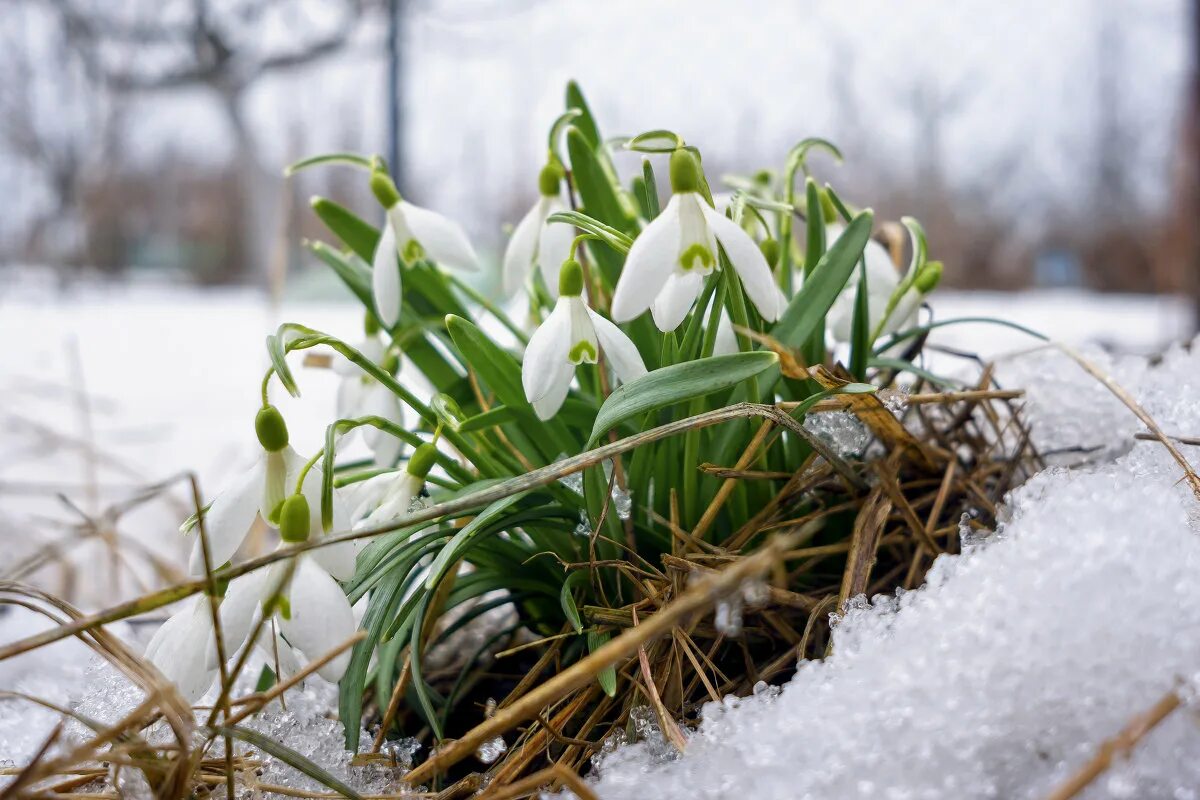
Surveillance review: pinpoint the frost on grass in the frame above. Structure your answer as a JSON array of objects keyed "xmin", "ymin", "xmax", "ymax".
[{"xmin": 587, "ymin": 341, "xmax": 1200, "ymax": 800}]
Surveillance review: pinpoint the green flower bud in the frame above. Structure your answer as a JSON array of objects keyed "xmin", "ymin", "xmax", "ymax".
[
  {"xmin": 255, "ymin": 405, "xmax": 289, "ymax": 452},
  {"xmin": 759, "ymin": 238, "xmax": 781, "ymax": 267},
  {"xmin": 381, "ymin": 349, "xmax": 401, "ymax": 375},
  {"xmin": 558, "ymin": 259, "xmax": 584, "ymax": 297},
  {"xmin": 668, "ymin": 148, "xmax": 701, "ymax": 194},
  {"xmin": 538, "ymin": 162, "xmax": 564, "ymax": 197},
  {"xmin": 915, "ymin": 260, "xmax": 943, "ymax": 294},
  {"xmin": 370, "ymin": 169, "xmax": 402, "ymax": 209},
  {"xmin": 364, "ymin": 310, "xmax": 381, "ymax": 336},
  {"xmin": 431, "ymin": 393, "xmax": 466, "ymax": 430},
  {"xmin": 407, "ymin": 443, "xmax": 439, "ymax": 479},
  {"xmin": 278, "ymin": 493, "xmax": 311, "ymax": 543}
]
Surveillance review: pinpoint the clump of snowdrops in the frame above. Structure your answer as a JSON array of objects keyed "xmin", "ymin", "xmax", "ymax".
[{"xmin": 151, "ymin": 82, "xmax": 944, "ymax": 758}]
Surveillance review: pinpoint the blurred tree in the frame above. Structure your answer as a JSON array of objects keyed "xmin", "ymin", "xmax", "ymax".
[{"xmin": 47, "ymin": 0, "xmax": 378, "ymax": 283}]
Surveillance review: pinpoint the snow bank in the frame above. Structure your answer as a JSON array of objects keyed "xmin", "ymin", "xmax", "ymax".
[{"xmin": 587, "ymin": 342, "xmax": 1200, "ymax": 799}]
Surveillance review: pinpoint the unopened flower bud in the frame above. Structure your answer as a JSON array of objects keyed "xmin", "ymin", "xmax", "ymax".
[
  {"xmin": 759, "ymin": 238, "xmax": 781, "ymax": 267},
  {"xmin": 668, "ymin": 148, "xmax": 701, "ymax": 194},
  {"xmin": 914, "ymin": 260, "xmax": 943, "ymax": 294},
  {"xmin": 370, "ymin": 169, "xmax": 401, "ymax": 209},
  {"xmin": 558, "ymin": 259, "xmax": 584, "ymax": 298},
  {"xmin": 406, "ymin": 443, "xmax": 439, "ymax": 479},
  {"xmin": 538, "ymin": 162, "xmax": 564, "ymax": 197},
  {"xmin": 278, "ymin": 494, "xmax": 311, "ymax": 543},
  {"xmin": 255, "ymin": 405, "xmax": 289, "ymax": 452}
]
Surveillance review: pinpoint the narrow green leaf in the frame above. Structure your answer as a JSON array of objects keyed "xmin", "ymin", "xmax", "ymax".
[
  {"xmin": 284, "ymin": 152, "xmax": 374, "ymax": 176},
  {"xmin": 559, "ymin": 571, "xmax": 587, "ymax": 634},
  {"xmin": 305, "ymin": 241, "xmax": 374, "ymax": 312},
  {"xmin": 622, "ymin": 129, "xmax": 684, "ymax": 153},
  {"xmin": 310, "ymin": 197, "xmax": 380, "ymax": 262},
  {"xmin": 565, "ymin": 81, "xmax": 601, "ymax": 148},
  {"xmin": 588, "ymin": 352, "xmax": 779, "ymax": 446},
  {"xmin": 566, "ymin": 127, "xmax": 634, "ymax": 236},
  {"xmin": 548, "ymin": 109, "xmax": 583, "ymax": 161},
  {"xmin": 424, "ymin": 493, "xmax": 528, "ymax": 591},
  {"xmin": 218, "ymin": 724, "xmax": 364, "ymax": 800},
  {"xmin": 545, "ymin": 210, "xmax": 632, "ymax": 253},
  {"xmin": 773, "ymin": 210, "xmax": 874, "ymax": 348},
  {"xmin": 641, "ymin": 158, "xmax": 660, "ymax": 219},
  {"xmin": 587, "ymin": 629, "xmax": 617, "ymax": 697},
  {"xmin": 458, "ymin": 405, "xmax": 518, "ymax": 433}
]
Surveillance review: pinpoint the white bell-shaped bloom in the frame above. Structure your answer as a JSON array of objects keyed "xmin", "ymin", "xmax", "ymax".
[
  {"xmin": 502, "ymin": 164, "xmax": 574, "ymax": 297},
  {"xmin": 144, "ymin": 595, "xmax": 218, "ymax": 703},
  {"xmin": 349, "ymin": 442, "xmax": 439, "ymax": 528},
  {"xmin": 522, "ymin": 260, "xmax": 647, "ymax": 421},
  {"xmin": 335, "ymin": 335, "xmax": 406, "ymax": 469},
  {"xmin": 611, "ymin": 150, "xmax": 779, "ymax": 332},
  {"xmin": 187, "ymin": 405, "xmax": 302, "ymax": 575},
  {"xmin": 371, "ymin": 171, "xmax": 478, "ymax": 329},
  {"xmin": 825, "ymin": 223, "xmax": 921, "ymax": 344}
]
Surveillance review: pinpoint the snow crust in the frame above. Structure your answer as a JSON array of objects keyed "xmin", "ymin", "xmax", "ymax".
[{"xmin": 587, "ymin": 341, "xmax": 1200, "ymax": 799}]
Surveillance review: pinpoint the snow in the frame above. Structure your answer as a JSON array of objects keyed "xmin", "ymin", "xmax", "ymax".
[{"xmin": 585, "ymin": 340, "xmax": 1200, "ymax": 799}]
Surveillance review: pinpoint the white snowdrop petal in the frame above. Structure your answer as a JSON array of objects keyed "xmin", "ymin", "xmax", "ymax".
[
  {"xmin": 702, "ymin": 204, "xmax": 779, "ymax": 322},
  {"xmin": 531, "ymin": 360, "xmax": 574, "ymax": 421},
  {"xmin": 189, "ymin": 460, "xmax": 263, "ymax": 575},
  {"xmin": 611, "ymin": 195, "xmax": 683, "ymax": 323},
  {"xmin": 372, "ymin": 221, "xmax": 402, "ymax": 328},
  {"xmin": 147, "ymin": 598, "xmax": 217, "ymax": 704},
  {"xmin": 713, "ymin": 310, "xmax": 739, "ymax": 357},
  {"xmin": 537, "ymin": 198, "xmax": 576, "ymax": 298},
  {"xmin": 650, "ymin": 270, "xmax": 704, "ymax": 332},
  {"xmin": 502, "ymin": 200, "xmax": 544, "ymax": 296},
  {"xmin": 587, "ymin": 308, "xmax": 647, "ymax": 385},
  {"xmin": 336, "ymin": 376, "xmax": 366, "ymax": 421},
  {"xmin": 399, "ymin": 200, "xmax": 479, "ymax": 271},
  {"xmin": 521, "ymin": 299, "xmax": 572, "ymax": 403},
  {"xmin": 566, "ymin": 297, "xmax": 598, "ymax": 364},
  {"xmin": 214, "ymin": 568, "xmax": 272, "ymax": 666},
  {"xmin": 279, "ymin": 558, "xmax": 356, "ymax": 682}
]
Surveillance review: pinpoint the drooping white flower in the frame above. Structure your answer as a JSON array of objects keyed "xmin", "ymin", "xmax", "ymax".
[
  {"xmin": 370, "ymin": 170, "xmax": 479, "ymax": 329},
  {"xmin": 186, "ymin": 405, "xmax": 301, "ymax": 575},
  {"xmin": 824, "ymin": 224, "xmax": 938, "ymax": 344},
  {"xmin": 502, "ymin": 163, "xmax": 574, "ymax": 298},
  {"xmin": 349, "ymin": 442, "xmax": 439, "ymax": 528},
  {"xmin": 144, "ymin": 595, "xmax": 218, "ymax": 703},
  {"xmin": 611, "ymin": 149, "xmax": 780, "ymax": 332},
  {"xmin": 334, "ymin": 333, "xmax": 406, "ymax": 469},
  {"xmin": 522, "ymin": 259, "xmax": 647, "ymax": 420}
]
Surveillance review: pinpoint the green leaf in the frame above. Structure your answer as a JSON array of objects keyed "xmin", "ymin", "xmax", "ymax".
[
  {"xmin": 458, "ymin": 405, "xmax": 518, "ymax": 433},
  {"xmin": 424, "ymin": 493, "xmax": 529, "ymax": 591},
  {"xmin": 587, "ymin": 629, "xmax": 617, "ymax": 697},
  {"xmin": 310, "ymin": 196, "xmax": 380, "ymax": 262},
  {"xmin": 284, "ymin": 152, "xmax": 374, "ymax": 176},
  {"xmin": 218, "ymin": 724, "xmax": 364, "ymax": 800},
  {"xmin": 588, "ymin": 352, "xmax": 779, "ymax": 446},
  {"xmin": 305, "ymin": 241, "xmax": 375, "ymax": 318},
  {"xmin": 773, "ymin": 210, "xmax": 874, "ymax": 348},
  {"xmin": 559, "ymin": 571, "xmax": 587, "ymax": 634},
  {"xmin": 565, "ymin": 81, "xmax": 601, "ymax": 148},
  {"xmin": 545, "ymin": 210, "xmax": 632, "ymax": 254},
  {"xmin": 622, "ymin": 129, "xmax": 684, "ymax": 153},
  {"xmin": 566, "ymin": 127, "xmax": 634, "ymax": 236},
  {"xmin": 548, "ymin": 109, "xmax": 583, "ymax": 161},
  {"xmin": 641, "ymin": 158, "xmax": 660, "ymax": 218}
]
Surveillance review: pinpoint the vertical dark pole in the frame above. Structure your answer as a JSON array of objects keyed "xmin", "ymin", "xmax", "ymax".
[
  {"xmin": 386, "ymin": 0, "xmax": 403, "ymax": 191},
  {"xmin": 1189, "ymin": 0, "xmax": 1200, "ymax": 331}
]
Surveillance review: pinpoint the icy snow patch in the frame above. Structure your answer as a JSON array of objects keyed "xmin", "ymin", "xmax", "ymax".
[{"xmin": 587, "ymin": 341, "xmax": 1200, "ymax": 799}]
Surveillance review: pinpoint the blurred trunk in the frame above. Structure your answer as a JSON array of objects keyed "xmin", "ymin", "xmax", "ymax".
[{"xmin": 212, "ymin": 86, "xmax": 275, "ymax": 286}]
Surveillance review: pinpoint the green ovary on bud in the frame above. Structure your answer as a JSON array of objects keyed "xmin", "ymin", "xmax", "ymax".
[
  {"xmin": 370, "ymin": 169, "xmax": 402, "ymax": 209},
  {"xmin": 759, "ymin": 238, "xmax": 781, "ymax": 267},
  {"xmin": 915, "ymin": 260, "xmax": 943, "ymax": 294},
  {"xmin": 558, "ymin": 259, "xmax": 584, "ymax": 297},
  {"xmin": 364, "ymin": 310, "xmax": 381, "ymax": 336},
  {"xmin": 538, "ymin": 162, "xmax": 564, "ymax": 197},
  {"xmin": 406, "ymin": 442, "xmax": 439, "ymax": 479},
  {"xmin": 278, "ymin": 494, "xmax": 311, "ymax": 543},
  {"xmin": 381, "ymin": 349, "xmax": 401, "ymax": 375},
  {"xmin": 255, "ymin": 405, "xmax": 289, "ymax": 452},
  {"xmin": 668, "ymin": 148, "xmax": 701, "ymax": 194}
]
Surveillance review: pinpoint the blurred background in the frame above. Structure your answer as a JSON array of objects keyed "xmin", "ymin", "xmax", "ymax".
[{"xmin": 1, "ymin": 0, "xmax": 1199, "ymax": 602}]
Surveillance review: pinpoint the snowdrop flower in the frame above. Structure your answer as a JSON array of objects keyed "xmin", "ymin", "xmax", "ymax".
[
  {"xmin": 522, "ymin": 259, "xmax": 647, "ymax": 420},
  {"xmin": 334, "ymin": 329, "xmax": 405, "ymax": 468},
  {"xmin": 186, "ymin": 405, "xmax": 300, "ymax": 575},
  {"xmin": 611, "ymin": 149, "xmax": 780, "ymax": 332},
  {"xmin": 144, "ymin": 595, "xmax": 218, "ymax": 703},
  {"xmin": 351, "ymin": 443, "xmax": 438, "ymax": 528},
  {"xmin": 825, "ymin": 224, "xmax": 942, "ymax": 343},
  {"xmin": 502, "ymin": 162, "xmax": 574, "ymax": 297},
  {"xmin": 370, "ymin": 169, "xmax": 479, "ymax": 328}
]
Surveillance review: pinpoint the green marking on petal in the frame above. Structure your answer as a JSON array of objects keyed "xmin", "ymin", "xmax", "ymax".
[
  {"xmin": 568, "ymin": 340, "xmax": 598, "ymax": 364},
  {"xmin": 402, "ymin": 239, "xmax": 425, "ymax": 263},
  {"xmin": 679, "ymin": 243, "xmax": 714, "ymax": 272}
]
